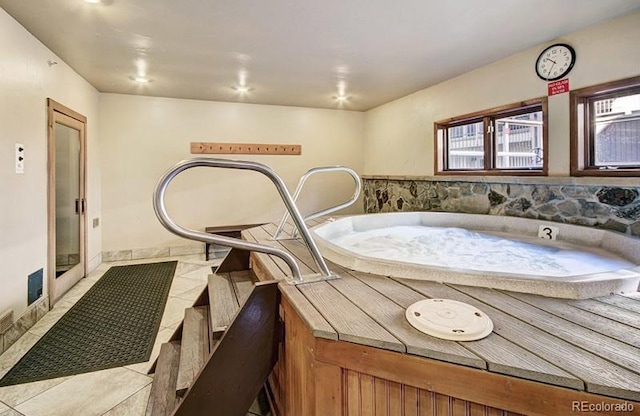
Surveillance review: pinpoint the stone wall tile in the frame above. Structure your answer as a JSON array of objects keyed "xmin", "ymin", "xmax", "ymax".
[
  {"xmin": 557, "ymin": 200, "xmax": 580, "ymax": 216},
  {"xmin": 488, "ymin": 190, "xmax": 506, "ymax": 207},
  {"xmin": 614, "ymin": 203, "xmax": 640, "ymax": 221},
  {"xmin": 537, "ymin": 203, "xmax": 558, "ymax": 215},
  {"xmin": 560, "ymin": 186, "xmax": 591, "ymax": 198},
  {"xmin": 631, "ymin": 221, "xmax": 640, "ymax": 236},
  {"xmin": 602, "ymin": 218, "xmax": 629, "ymax": 233},
  {"xmin": 363, "ymin": 178, "xmax": 640, "ymax": 237},
  {"xmin": 506, "ymin": 184, "xmax": 525, "ymax": 198},
  {"xmin": 597, "ymin": 188, "xmax": 639, "ymax": 207}
]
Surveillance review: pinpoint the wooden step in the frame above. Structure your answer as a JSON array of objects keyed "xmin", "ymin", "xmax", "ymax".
[
  {"xmin": 145, "ymin": 341, "xmax": 181, "ymax": 416},
  {"xmin": 176, "ymin": 306, "xmax": 210, "ymax": 396},
  {"xmin": 172, "ymin": 280, "xmax": 281, "ymax": 416},
  {"xmin": 229, "ymin": 270, "xmax": 256, "ymax": 306},
  {"xmin": 208, "ymin": 274, "xmax": 240, "ymax": 335}
]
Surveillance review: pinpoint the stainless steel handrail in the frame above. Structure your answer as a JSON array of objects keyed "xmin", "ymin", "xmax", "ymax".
[
  {"xmin": 273, "ymin": 166, "xmax": 361, "ymax": 240},
  {"xmin": 153, "ymin": 157, "xmax": 333, "ymax": 283}
]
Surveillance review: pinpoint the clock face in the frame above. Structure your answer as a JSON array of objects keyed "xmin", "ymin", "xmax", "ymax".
[{"xmin": 535, "ymin": 43, "xmax": 576, "ymax": 81}]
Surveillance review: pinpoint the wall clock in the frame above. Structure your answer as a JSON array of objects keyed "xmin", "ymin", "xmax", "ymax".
[{"xmin": 535, "ymin": 43, "xmax": 576, "ymax": 81}]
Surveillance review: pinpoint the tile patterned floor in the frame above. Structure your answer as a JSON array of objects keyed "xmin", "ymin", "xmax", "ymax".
[{"xmin": 0, "ymin": 255, "xmax": 271, "ymax": 416}]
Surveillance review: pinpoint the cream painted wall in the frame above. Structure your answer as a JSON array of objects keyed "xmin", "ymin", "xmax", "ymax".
[
  {"xmin": 0, "ymin": 9, "xmax": 101, "ymax": 318},
  {"xmin": 99, "ymin": 94, "xmax": 364, "ymax": 252},
  {"xmin": 364, "ymin": 11, "xmax": 640, "ymax": 177}
]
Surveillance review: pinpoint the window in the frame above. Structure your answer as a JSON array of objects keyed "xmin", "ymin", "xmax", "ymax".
[
  {"xmin": 571, "ymin": 76, "xmax": 640, "ymax": 176},
  {"xmin": 435, "ymin": 98, "xmax": 548, "ymax": 175}
]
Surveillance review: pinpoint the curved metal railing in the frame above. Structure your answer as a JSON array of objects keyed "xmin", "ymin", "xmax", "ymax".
[
  {"xmin": 153, "ymin": 157, "xmax": 334, "ymax": 283},
  {"xmin": 273, "ymin": 166, "xmax": 361, "ymax": 240}
]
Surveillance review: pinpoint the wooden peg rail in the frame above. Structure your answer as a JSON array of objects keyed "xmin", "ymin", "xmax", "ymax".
[{"xmin": 190, "ymin": 142, "xmax": 302, "ymax": 155}]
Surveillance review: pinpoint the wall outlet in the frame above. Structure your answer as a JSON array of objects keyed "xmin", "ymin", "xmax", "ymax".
[
  {"xmin": 15, "ymin": 143, "xmax": 24, "ymax": 174},
  {"xmin": 93, "ymin": 217, "xmax": 100, "ymax": 228}
]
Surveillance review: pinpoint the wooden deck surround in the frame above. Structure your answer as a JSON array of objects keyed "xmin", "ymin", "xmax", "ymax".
[{"xmin": 242, "ymin": 220, "xmax": 640, "ymax": 416}]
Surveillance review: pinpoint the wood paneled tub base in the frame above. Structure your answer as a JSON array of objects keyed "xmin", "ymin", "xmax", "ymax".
[{"xmin": 241, "ymin": 222, "xmax": 640, "ymax": 416}]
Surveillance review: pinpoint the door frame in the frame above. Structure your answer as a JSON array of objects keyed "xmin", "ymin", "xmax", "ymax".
[{"xmin": 47, "ymin": 98, "xmax": 88, "ymax": 305}]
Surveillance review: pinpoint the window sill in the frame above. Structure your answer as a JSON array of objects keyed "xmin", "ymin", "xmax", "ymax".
[
  {"xmin": 435, "ymin": 169, "xmax": 546, "ymax": 177},
  {"xmin": 362, "ymin": 174, "xmax": 640, "ymax": 187},
  {"xmin": 571, "ymin": 168, "xmax": 640, "ymax": 177}
]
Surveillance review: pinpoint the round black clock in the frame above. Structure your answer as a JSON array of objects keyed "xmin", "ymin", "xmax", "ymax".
[{"xmin": 535, "ymin": 43, "xmax": 576, "ymax": 81}]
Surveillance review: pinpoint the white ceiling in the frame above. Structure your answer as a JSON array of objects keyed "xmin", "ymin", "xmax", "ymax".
[{"xmin": 2, "ymin": 0, "xmax": 640, "ymax": 111}]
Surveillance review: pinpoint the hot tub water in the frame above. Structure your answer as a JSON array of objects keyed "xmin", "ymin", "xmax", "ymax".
[
  {"xmin": 311, "ymin": 212, "xmax": 640, "ymax": 298},
  {"xmin": 331, "ymin": 225, "xmax": 633, "ymax": 279}
]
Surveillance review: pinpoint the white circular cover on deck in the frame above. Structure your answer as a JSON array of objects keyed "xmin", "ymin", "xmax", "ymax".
[{"xmin": 406, "ymin": 299, "xmax": 493, "ymax": 341}]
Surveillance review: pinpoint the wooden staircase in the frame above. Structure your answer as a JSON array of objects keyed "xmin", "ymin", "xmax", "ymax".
[{"xmin": 145, "ymin": 249, "xmax": 281, "ymax": 416}]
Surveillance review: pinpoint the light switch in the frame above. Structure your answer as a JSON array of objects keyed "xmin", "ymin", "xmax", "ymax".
[{"xmin": 15, "ymin": 143, "xmax": 24, "ymax": 174}]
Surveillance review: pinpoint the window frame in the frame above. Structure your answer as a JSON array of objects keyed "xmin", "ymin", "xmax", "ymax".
[
  {"xmin": 570, "ymin": 75, "xmax": 640, "ymax": 177},
  {"xmin": 435, "ymin": 98, "xmax": 548, "ymax": 176}
]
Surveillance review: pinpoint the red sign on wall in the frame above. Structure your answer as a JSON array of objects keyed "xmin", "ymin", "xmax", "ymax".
[{"xmin": 548, "ymin": 79, "xmax": 569, "ymax": 96}]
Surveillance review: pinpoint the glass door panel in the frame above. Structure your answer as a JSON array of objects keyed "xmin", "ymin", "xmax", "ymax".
[
  {"xmin": 55, "ymin": 122, "xmax": 81, "ymax": 277},
  {"xmin": 48, "ymin": 102, "xmax": 86, "ymax": 304}
]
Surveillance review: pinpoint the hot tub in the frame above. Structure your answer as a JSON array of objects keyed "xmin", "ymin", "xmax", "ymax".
[{"xmin": 310, "ymin": 212, "xmax": 640, "ymax": 299}]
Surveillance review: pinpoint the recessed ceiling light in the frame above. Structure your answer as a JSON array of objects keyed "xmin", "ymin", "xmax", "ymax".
[
  {"xmin": 130, "ymin": 76, "xmax": 150, "ymax": 84},
  {"xmin": 333, "ymin": 94, "xmax": 351, "ymax": 102},
  {"xmin": 84, "ymin": 0, "xmax": 101, "ymax": 4},
  {"xmin": 232, "ymin": 85, "xmax": 253, "ymax": 93}
]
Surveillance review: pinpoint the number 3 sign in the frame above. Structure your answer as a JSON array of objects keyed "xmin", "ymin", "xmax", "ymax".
[{"xmin": 538, "ymin": 225, "xmax": 559, "ymax": 240}]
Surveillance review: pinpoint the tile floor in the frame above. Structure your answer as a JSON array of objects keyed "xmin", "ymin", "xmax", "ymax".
[{"xmin": 0, "ymin": 254, "xmax": 271, "ymax": 416}]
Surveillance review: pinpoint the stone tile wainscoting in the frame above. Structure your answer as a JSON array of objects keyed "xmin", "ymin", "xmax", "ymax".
[
  {"xmin": 103, "ymin": 243, "xmax": 230, "ymax": 263},
  {"xmin": 1, "ymin": 254, "xmax": 103, "ymax": 355},
  {"xmin": 362, "ymin": 176, "xmax": 640, "ymax": 237},
  {"xmin": 0, "ymin": 297, "xmax": 48, "ymax": 355}
]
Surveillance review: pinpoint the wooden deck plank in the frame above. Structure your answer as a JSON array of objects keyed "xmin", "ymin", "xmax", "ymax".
[
  {"xmin": 208, "ymin": 273, "xmax": 239, "ymax": 333},
  {"xmin": 461, "ymin": 286, "xmax": 640, "ymax": 377},
  {"xmin": 621, "ymin": 292, "xmax": 640, "ymax": 301},
  {"xmin": 264, "ymin": 219, "xmax": 323, "ymax": 241},
  {"xmin": 258, "ymin": 225, "xmax": 324, "ymax": 276},
  {"xmin": 327, "ymin": 271, "xmax": 486, "ymax": 369},
  {"xmin": 146, "ymin": 341, "xmax": 181, "ymax": 416},
  {"xmin": 349, "ymin": 270, "xmax": 582, "ymax": 389},
  {"xmin": 253, "ymin": 224, "xmax": 320, "ymax": 275},
  {"xmin": 229, "ymin": 270, "xmax": 255, "ymax": 306},
  {"xmin": 399, "ymin": 279, "xmax": 640, "ymax": 401},
  {"xmin": 241, "ymin": 227, "xmax": 288, "ymax": 281},
  {"xmin": 279, "ymin": 284, "xmax": 338, "ymax": 340},
  {"xmin": 245, "ymin": 225, "xmax": 338, "ymax": 340},
  {"xmin": 270, "ymin": 221, "xmax": 296, "ymax": 240},
  {"xmin": 277, "ymin": 239, "xmax": 323, "ymax": 274},
  {"xmin": 176, "ymin": 306, "xmax": 210, "ymax": 395},
  {"xmin": 265, "ymin": 236, "xmax": 407, "ymax": 351},
  {"xmin": 243, "ymin": 227, "xmax": 298, "ymax": 279},
  {"xmin": 298, "ymin": 280, "xmax": 405, "ymax": 352},
  {"xmin": 251, "ymin": 251, "xmax": 287, "ymax": 281},
  {"xmin": 507, "ymin": 292, "xmax": 640, "ymax": 348},
  {"xmin": 569, "ymin": 298, "xmax": 640, "ymax": 330},
  {"xmin": 245, "ymin": 225, "xmax": 339, "ymax": 340},
  {"xmin": 595, "ymin": 294, "xmax": 640, "ymax": 314}
]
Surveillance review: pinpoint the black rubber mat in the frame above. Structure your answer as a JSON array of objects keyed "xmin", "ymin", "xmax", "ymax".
[{"xmin": 0, "ymin": 261, "xmax": 177, "ymax": 386}]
